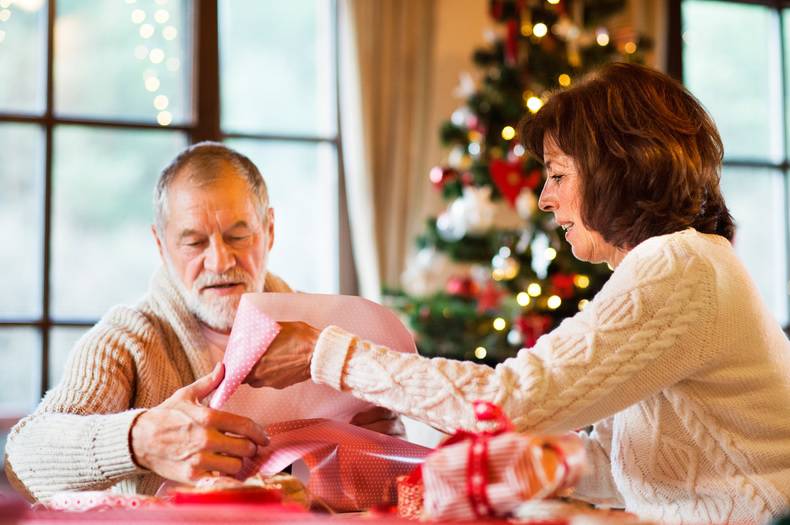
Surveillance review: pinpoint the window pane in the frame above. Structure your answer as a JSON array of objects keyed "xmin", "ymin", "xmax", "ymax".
[
  {"xmin": 220, "ymin": 0, "xmax": 336, "ymax": 136},
  {"xmin": 785, "ymin": 8, "xmax": 790, "ymax": 158},
  {"xmin": 55, "ymin": 0, "xmax": 191, "ymax": 124},
  {"xmin": 226, "ymin": 139, "xmax": 338, "ymax": 293},
  {"xmin": 0, "ymin": 123, "xmax": 43, "ymax": 318},
  {"xmin": 0, "ymin": 0, "xmax": 45, "ymax": 114},
  {"xmin": 49, "ymin": 326, "xmax": 89, "ymax": 388},
  {"xmin": 721, "ymin": 167, "xmax": 787, "ymax": 325},
  {"xmin": 52, "ymin": 126, "xmax": 187, "ymax": 319},
  {"xmin": 683, "ymin": 1, "xmax": 782, "ymax": 161},
  {"xmin": 0, "ymin": 328, "xmax": 39, "ymax": 413}
]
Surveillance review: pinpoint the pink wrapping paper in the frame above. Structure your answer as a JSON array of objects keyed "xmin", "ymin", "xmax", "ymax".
[
  {"xmin": 206, "ymin": 292, "xmax": 422, "ymax": 511},
  {"xmin": 37, "ymin": 492, "xmax": 161, "ymax": 512},
  {"xmin": 216, "ymin": 293, "xmax": 417, "ymax": 423}
]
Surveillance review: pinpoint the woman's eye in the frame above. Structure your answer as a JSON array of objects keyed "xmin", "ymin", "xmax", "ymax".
[{"xmin": 551, "ymin": 175, "xmax": 564, "ymax": 183}]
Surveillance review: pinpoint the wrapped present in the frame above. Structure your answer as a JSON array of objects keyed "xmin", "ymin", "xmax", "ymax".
[
  {"xmin": 37, "ymin": 491, "xmax": 161, "ymax": 512},
  {"xmin": 398, "ymin": 401, "xmax": 586, "ymax": 521}
]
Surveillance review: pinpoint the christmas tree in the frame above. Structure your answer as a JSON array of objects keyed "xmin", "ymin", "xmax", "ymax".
[{"xmin": 388, "ymin": 0, "xmax": 650, "ymax": 365}]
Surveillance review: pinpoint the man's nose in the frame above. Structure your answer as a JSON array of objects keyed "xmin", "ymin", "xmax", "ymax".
[
  {"xmin": 538, "ymin": 184, "xmax": 555, "ymax": 212},
  {"xmin": 205, "ymin": 238, "xmax": 234, "ymax": 274}
]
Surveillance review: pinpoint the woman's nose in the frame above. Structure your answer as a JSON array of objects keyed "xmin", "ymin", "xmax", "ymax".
[{"xmin": 538, "ymin": 184, "xmax": 555, "ymax": 212}]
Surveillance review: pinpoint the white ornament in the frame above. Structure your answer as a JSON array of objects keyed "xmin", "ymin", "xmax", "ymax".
[
  {"xmin": 436, "ymin": 210, "xmax": 466, "ymax": 241},
  {"xmin": 453, "ymin": 73, "xmax": 476, "ymax": 99},
  {"xmin": 448, "ymin": 186, "xmax": 496, "ymax": 236},
  {"xmin": 515, "ymin": 188, "xmax": 538, "ymax": 220},
  {"xmin": 401, "ymin": 247, "xmax": 452, "ymax": 297},
  {"xmin": 507, "ymin": 328, "xmax": 523, "ymax": 346},
  {"xmin": 530, "ymin": 231, "xmax": 551, "ymax": 279}
]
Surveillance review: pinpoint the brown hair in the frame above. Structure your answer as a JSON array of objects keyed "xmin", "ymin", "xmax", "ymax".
[{"xmin": 520, "ymin": 62, "xmax": 734, "ymax": 248}]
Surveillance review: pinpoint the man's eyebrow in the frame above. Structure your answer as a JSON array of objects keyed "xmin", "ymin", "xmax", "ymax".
[
  {"xmin": 177, "ymin": 229, "xmax": 203, "ymax": 242},
  {"xmin": 226, "ymin": 220, "xmax": 252, "ymax": 231}
]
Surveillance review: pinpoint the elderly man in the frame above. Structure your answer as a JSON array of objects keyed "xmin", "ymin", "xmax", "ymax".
[{"xmin": 4, "ymin": 142, "xmax": 399, "ymax": 502}]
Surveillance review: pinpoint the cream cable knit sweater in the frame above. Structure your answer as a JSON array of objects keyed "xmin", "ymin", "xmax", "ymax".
[
  {"xmin": 311, "ymin": 229, "xmax": 790, "ymax": 524},
  {"xmin": 4, "ymin": 269, "xmax": 291, "ymax": 502}
]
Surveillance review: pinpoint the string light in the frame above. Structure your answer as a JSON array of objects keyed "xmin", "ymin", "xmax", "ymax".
[
  {"xmin": 468, "ymin": 142, "xmax": 481, "ymax": 156},
  {"xmin": 513, "ymin": 144, "xmax": 525, "ymax": 157},
  {"xmin": 163, "ymin": 25, "xmax": 177, "ymax": 40},
  {"xmin": 131, "ymin": 9, "xmax": 145, "ymax": 23},
  {"xmin": 547, "ymin": 295, "xmax": 562, "ymax": 309},
  {"xmin": 157, "ymin": 111, "xmax": 173, "ymax": 126},
  {"xmin": 545, "ymin": 247, "xmax": 557, "ymax": 260},
  {"xmin": 139, "ymin": 23, "xmax": 154, "ymax": 38},
  {"xmin": 558, "ymin": 74, "xmax": 571, "ymax": 87},
  {"xmin": 526, "ymin": 96, "xmax": 543, "ymax": 113},
  {"xmin": 574, "ymin": 274, "xmax": 590, "ymax": 289},
  {"xmin": 149, "ymin": 48, "xmax": 165, "ymax": 64},
  {"xmin": 153, "ymin": 94, "xmax": 169, "ymax": 110},
  {"xmin": 520, "ymin": 23, "xmax": 532, "ymax": 37},
  {"xmin": 532, "ymin": 22, "xmax": 548, "ymax": 38},
  {"xmin": 596, "ymin": 29, "xmax": 610, "ymax": 46},
  {"xmin": 516, "ymin": 292, "xmax": 531, "ymax": 307},
  {"xmin": 578, "ymin": 299, "xmax": 589, "ymax": 311},
  {"xmin": 527, "ymin": 283, "xmax": 542, "ymax": 297},
  {"xmin": 0, "ymin": 0, "xmax": 10, "ymax": 8},
  {"xmin": 144, "ymin": 76, "xmax": 160, "ymax": 92},
  {"xmin": 624, "ymin": 41, "xmax": 637, "ymax": 54},
  {"xmin": 154, "ymin": 9, "xmax": 170, "ymax": 24},
  {"xmin": 474, "ymin": 347, "xmax": 487, "ymax": 359},
  {"xmin": 493, "ymin": 317, "xmax": 507, "ymax": 331},
  {"xmin": 0, "ymin": 9, "xmax": 11, "ymax": 21},
  {"xmin": 501, "ymin": 126, "xmax": 516, "ymax": 141},
  {"xmin": 547, "ymin": 0, "xmax": 560, "ymax": 3}
]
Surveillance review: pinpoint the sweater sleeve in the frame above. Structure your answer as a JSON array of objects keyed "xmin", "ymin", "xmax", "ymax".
[
  {"xmin": 571, "ymin": 417, "xmax": 624, "ymax": 507},
  {"xmin": 311, "ymin": 237, "xmax": 717, "ymax": 434},
  {"xmin": 4, "ymin": 310, "xmax": 150, "ymax": 501}
]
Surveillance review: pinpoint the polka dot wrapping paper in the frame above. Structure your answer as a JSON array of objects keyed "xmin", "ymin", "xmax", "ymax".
[{"xmin": 208, "ymin": 297, "xmax": 281, "ymax": 410}]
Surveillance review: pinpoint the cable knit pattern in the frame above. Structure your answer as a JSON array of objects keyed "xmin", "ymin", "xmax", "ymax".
[
  {"xmin": 4, "ymin": 270, "xmax": 291, "ymax": 502},
  {"xmin": 312, "ymin": 230, "xmax": 790, "ymax": 524}
]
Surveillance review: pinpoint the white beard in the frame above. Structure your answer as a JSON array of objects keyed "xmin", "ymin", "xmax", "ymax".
[{"xmin": 165, "ymin": 258, "xmax": 266, "ymax": 332}]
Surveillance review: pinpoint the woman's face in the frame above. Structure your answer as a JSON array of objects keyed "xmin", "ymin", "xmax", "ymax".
[{"xmin": 538, "ymin": 136, "xmax": 626, "ymax": 267}]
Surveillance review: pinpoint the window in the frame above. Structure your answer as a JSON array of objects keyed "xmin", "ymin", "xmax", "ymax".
[
  {"xmin": 0, "ymin": 0, "xmax": 340, "ymax": 416},
  {"xmin": 680, "ymin": 0, "xmax": 790, "ymax": 327}
]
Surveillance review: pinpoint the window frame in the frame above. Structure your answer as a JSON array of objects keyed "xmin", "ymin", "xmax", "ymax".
[
  {"xmin": 0, "ymin": 0, "xmax": 348, "ymax": 403},
  {"xmin": 671, "ymin": 0, "xmax": 790, "ymax": 327}
]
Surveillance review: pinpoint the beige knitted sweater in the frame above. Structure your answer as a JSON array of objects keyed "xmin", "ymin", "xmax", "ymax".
[
  {"xmin": 4, "ymin": 269, "xmax": 291, "ymax": 502},
  {"xmin": 311, "ymin": 229, "xmax": 790, "ymax": 524}
]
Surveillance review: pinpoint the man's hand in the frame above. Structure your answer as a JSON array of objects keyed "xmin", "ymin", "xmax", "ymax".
[
  {"xmin": 350, "ymin": 406, "xmax": 405, "ymax": 437},
  {"xmin": 243, "ymin": 321, "xmax": 319, "ymax": 389},
  {"xmin": 130, "ymin": 363, "xmax": 269, "ymax": 483}
]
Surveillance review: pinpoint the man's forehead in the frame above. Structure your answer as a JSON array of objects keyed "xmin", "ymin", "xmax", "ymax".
[{"xmin": 167, "ymin": 177, "xmax": 261, "ymax": 228}]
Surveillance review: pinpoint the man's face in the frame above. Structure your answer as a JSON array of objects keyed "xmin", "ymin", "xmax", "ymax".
[{"xmin": 154, "ymin": 166, "xmax": 274, "ymax": 332}]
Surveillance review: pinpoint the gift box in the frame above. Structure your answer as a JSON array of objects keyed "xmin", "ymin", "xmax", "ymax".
[{"xmin": 397, "ymin": 401, "xmax": 586, "ymax": 521}]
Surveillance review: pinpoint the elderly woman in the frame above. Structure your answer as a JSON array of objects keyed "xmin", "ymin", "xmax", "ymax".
[{"xmin": 248, "ymin": 63, "xmax": 790, "ymax": 523}]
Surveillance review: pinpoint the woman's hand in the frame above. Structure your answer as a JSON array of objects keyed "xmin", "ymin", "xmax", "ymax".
[
  {"xmin": 130, "ymin": 363, "xmax": 270, "ymax": 483},
  {"xmin": 243, "ymin": 321, "xmax": 320, "ymax": 389},
  {"xmin": 350, "ymin": 406, "xmax": 405, "ymax": 437}
]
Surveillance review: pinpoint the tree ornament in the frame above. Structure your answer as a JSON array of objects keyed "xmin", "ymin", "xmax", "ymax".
[
  {"xmin": 507, "ymin": 328, "xmax": 523, "ymax": 346},
  {"xmin": 429, "ymin": 166, "xmax": 458, "ymax": 189},
  {"xmin": 490, "ymin": 159, "xmax": 530, "ymax": 206},
  {"xmin": 401, "ymin": 247, "xmax": 453, "ymax": 298},
  {"xmin": 516, "ymin": 314, "xmax": 552, "ymax": 348},
  {"xmin": 436, "ymin": 210, "xmax": 466, "ymax": 241},
  {"xmin": 448, "ymin": 186, "xmax": 496, "ymax": 236},
  {"xmin": 476, "ymin": 280, "xmax": 505, "ymax": 313},
  {"xmin": 515, "ymin": 187, "xmax": 538, "ymax": 220},
  {"xmin": 550, "ymin": 272, "xmax": 576, "ymax": 299},
  {"xmin": 446, "ymin": 275, "xmax": 479, "ymax": 298}
]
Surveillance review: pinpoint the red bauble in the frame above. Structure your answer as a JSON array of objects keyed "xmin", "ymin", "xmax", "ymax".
[
  {"xmin": 446, "ymin": 276, "xmax": 480, "ymax": 298},
  {"xmin": 550, "ymin": 273, "xmax": 576, "ymax": 299},
  {"xmin": 460, "ymin": 171, "xmax": 475, "ymax": 186},
  {"xmin": 476, "ymin": 280, "xmax": 504, "ymax": 313},
  {"xmin": 429, "ymin": 166, "xmax": 458, "ymax": 189},
  {"xmin": 515, "ymin": 314, "xmax": 553, "ymax": 348}
]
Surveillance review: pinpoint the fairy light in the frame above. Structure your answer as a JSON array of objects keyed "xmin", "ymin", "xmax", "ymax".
[
  {"xmin": 157, "ymin": 111, "xmax": 173, "ymax": 126},
  {"xmin": 474, "ymin": 347, "xmax": 487, "ymax": 359},
  {"xmin": 468, "ymin": 142, "xmax": 481, "ymax": 156},
  {"xmin": 513, "ymin": 144, "xmax": 525, "ymax": 157},
  {"xmin": 596, "ymin": 30, "xmax": 610, "ymax": 46},
  {"xmin": 0, "ymin": 9, "xmax": 11, "ymax": 21},
  {"xmin": 163, "ymin": 25, "xmax": 177, "ymax": 40},
  {"xmin": 153, "ymin": 94, "xmax": 169, "ymax": 110},
  {"xmin": 532, "ymin": 22, "xmax": 548, "ymax": 38},
  {"xmin": 574, "ymin": 274, "xmax": 590, "ymax": 289},
  {"xmin": 624, "ymin": 41, "xmax": 637, "ymax": 54},
  {"xmin": 547, "ymin": 0, "xmax": 560, "ymax": 3},
  {"xmin": 144, "ymin": 76, "xmax": 160, "ymax": 92},
  {"xmin": 527, "ymin": 283, "xmax": 542, "ymax": 297},
  {"xmin": 131, "ymin": 8, "xmax": 145, "ymax": 23},
  {"xmin": 545, "ymin": 247, "xmax": 557, "ymax": 261},
  {"xmin": 149, "ymin": 48, "xmax": 165, "ymax": 64},
  {"xmin": 547, "ymin": 295, "xmax": 562, "ymax": 310},
  {"xmin": 558, "ymin": 74, "xmax": 571, "ymax": 87},
  {"xmin": 526, "ymin": 96, "xmax": 543, "ymax": 113},
  {"xmin": 501, "ymin": 126, "xmax": 516, "ymax": 141},
  {"xmin": 0, "ymin": 0, "xmax": 10, "ymax": 8},
  {"xmin": 516, "ymin": 292, "xmax": 531, "ymax": 307},
  {"xmin": 578, "ymin": 299, "xmax": 589, "ymax": 311},
  {"xmin": 154, "ymin": 9, "xmax": 170, "ymax": 23},
  {"xmin": 493, "ymin": 317, "xmax": 507, "ymax": 331},
  {"xmin": 139, "ymin": 23, "xmax": 154, "ymax": 38}
]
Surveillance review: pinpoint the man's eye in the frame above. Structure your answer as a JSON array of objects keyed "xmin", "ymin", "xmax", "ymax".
[
  {"xmin": 228, "ymin": 235, "xmax": 248, "ymax": 242},
  {"xmin": 183, "ymin": 240, "xmax": 205, "ymax": 247}
]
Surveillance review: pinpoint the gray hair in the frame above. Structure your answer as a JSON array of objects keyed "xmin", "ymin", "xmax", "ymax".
[{"xmin": 154, "ymin": 141, "xmax": 270, "ymax": 232}]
